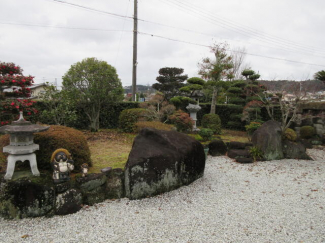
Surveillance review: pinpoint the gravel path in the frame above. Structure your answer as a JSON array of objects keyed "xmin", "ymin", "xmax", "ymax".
[{"xmin": 1, "ymin": 149, "xmax": 325, "ymax": 243}]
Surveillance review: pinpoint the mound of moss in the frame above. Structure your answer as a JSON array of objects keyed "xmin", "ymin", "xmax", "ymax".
[{"xmin": 284, "ymin": 128, "xmax": 297, "ymax": 141}]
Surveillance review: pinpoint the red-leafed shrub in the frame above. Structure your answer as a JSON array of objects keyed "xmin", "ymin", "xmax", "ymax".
[{"xmin": 169, "ymin": 110, "xmax": 194, "ymax": 132}]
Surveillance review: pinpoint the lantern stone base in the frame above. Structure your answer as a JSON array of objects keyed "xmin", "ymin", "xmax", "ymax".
[{"xmin": 4, "ymin": 153, "xmax": 40, "ymax": 180}]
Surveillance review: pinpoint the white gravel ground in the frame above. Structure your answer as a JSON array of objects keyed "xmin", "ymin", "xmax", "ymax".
[{"xmin": 0, "ymin": 149, "xmax": 325, "ymax": 243}]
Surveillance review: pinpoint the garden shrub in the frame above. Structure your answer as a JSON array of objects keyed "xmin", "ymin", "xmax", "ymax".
[
  {"xmin": 226, "ymin": 121, "xmax": 243, "ymax": 129},
  {"xmin": 118, "ymin": 108, "xmax": 151, "ymax": 133},
  {"xmin": 245, "ymin": 121, "xmax": 263, "ymax": 135},
  {"xmin": 249, "ymin": 146, "xmax": 264, "ymax": 161},
  {"xmin": 227, "ymin": 87, "xmax": 242, "ymax": 94},
  {"xmin": 0, "ymin": 125, "xmax": 91, "ymax": 171},
  {"xmin": 228, "ymin": 97, "xmax": 246, "ymax": 106},
  {"xmin": 36, "ymin": 101, "xmax": 139, "ymax": 130},
  {"xmin": 201, "ymin": 114, "xmax": 222, "ymax": 134},
  {"xmin": 198, "ymin": 128, "xmax": 214, "ymax": 141},
  {"xmin": 284, "ymin": 128, "xmax": 297, "ymax": 141},
  {"xmin": 135, "ymin": 121, "xmax": 174, "ymax": 132},
  {"xmin": 300, "ymin": 126, "xmax": 316, "ymax": 139},
  {"xmin": 168, "ymin": 110, "xmax": 194, "ymax": 132}
]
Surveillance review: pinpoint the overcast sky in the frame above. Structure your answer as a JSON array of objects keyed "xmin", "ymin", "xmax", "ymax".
[{"xmin": 1, "ymin": 0, "xmax": 324, "ymax": 88}]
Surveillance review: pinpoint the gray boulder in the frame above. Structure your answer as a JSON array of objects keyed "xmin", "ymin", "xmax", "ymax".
[
  {"xmin": 125, "ymin": 128, "xmax": 205, "ymax": 200},
  {"xmin": 55, "ymin": 189, "xmax": 83, "ymax": 215},
  {"xmin": 252, "ymin": 120, "xmax": 284, "ymax": 160},
  {"xmin": 282, "ymin": 140, "xmax": 311, "ymax": 160}
]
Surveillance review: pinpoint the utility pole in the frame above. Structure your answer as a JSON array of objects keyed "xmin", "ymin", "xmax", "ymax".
[{"xmin": 132, "ymin": 0, "xmax": 138, "ymax": 101}]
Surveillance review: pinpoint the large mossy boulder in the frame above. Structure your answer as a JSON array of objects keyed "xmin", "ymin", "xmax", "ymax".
[
  {"xmin": 125, "ymin": 128, "xmax": 205, "ymax": 200},
  {"xmin": 0, "ymin": 125, "xmax": 91, "ymax": 171},
  {"xmin": 252, "ymin": 120, "xmax": 284, "ymax": 160},
  {"xmin": 0, "ymin": 172, "xmax": 55, "ymax": 219}
]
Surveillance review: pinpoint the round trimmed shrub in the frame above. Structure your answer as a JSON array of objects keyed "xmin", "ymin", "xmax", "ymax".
[
  {"xmin": 300, "ymin": 126, "xmax": 316, "ymax": 139},
  {"xmin": 284, "ymin": 128, "xmax": 297, "ymax": 141},
  {"xmin": 118, "ymin": 108, "xmax": 151, "ymax": 133},
  {"xmin": 0, "ymin": 125, "xmax": 91, "ymax": 171},
  {"xmin": 199, "ymin": 128, "xmax": 214, "ymax": 141},
  {"xmin": 201, "ymin": 114, "xmax": 222, "ymax": 134}
]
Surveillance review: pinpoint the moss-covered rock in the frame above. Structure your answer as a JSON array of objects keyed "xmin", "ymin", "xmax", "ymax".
[
  {"xmin": 105, "ymin": 168, "xmax": 125, "ymax": 199},
  {"xmin": 55, "ymin": 189, "xmax": 82, "ymax": 215},
  {"xmin": 0, "ymin": 172, "xmax": 55, "ymax": 219},
  {"xmin": 76, "ymin": 173, "xmax": 108, "ymax": 206},
  {"xmin": 284, "ymin": 128, "xmax": 297, "ymax": 141}
]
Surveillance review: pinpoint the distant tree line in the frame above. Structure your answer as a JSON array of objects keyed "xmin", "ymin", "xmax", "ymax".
[{"xmin": 259, "ymin": 80, "xmax": 325, "ymax": 93}]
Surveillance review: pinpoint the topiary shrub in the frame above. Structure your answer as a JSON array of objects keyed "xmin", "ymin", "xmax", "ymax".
[
  {"xmin": 198, "ymin": 128, "xmax": 214, "ymax": 141},
  {"xmin": 201, "ymin": 114, "xmax": 222, "ymax": 134},
  {"xmin": 300, "ymin": 126, "xmax": 316, "ymax": 139},
  {"xmin": 226, "ymin": 121, "xmax": 243, "ymax": 130},
  {"xmin": 245, "ymin": 121, "xmax": 263, "ymax": 135},
  {"xmin": 284, "ymin": 128, "xmax": 297, "ymax": 141},
  {"xmin": 168, "ymin": 110, "xmax": 194, "ymax": 132},
  {"xmin": 0, "ymin": 125, "xmax": 91, "ymax": 171},
  {"xmin": 118, "ymin": 108, "xmax": 151, "ymax": 133},
  {"xmin": 135, "ymin": 121, "xmax": 174, "ymax": 132}
]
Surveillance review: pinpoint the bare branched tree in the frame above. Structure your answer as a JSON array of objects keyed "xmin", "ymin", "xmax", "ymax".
[
  {"xmin": 231, "ymin": 47, "xmax": 247, "ymax": 80},
  {"xmin": 256, "ymin": 82, "xmax": 307, "ymax": 132}
]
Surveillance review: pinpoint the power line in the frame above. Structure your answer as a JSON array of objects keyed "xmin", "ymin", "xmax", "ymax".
[
  {"xmin": 138, "ymin": 31, "xmax": 325, "ymax": 68},
  {"xmin": 47, "ymin": 0, "xmax": 325, "ymax": 57},
  {"xmin": 2, "ymin": 20, "xmax": 324, "ymax": 68},
  {"xmin": 2, "ymin": 19, "xmax": 325, "ymax": 61},
  {"xmin": 159, "ymin": 0, "xmax": 325, "ymax": 55},
  {"xmin": 0, "ymin": 22, "xmax": 132, "ymax": 32},
  {"xmin": 114, "ymin": 0, "xmax": 131, "ymax": 66},
  {"xmin": 49, "ymin": 0, "xmax": 133, "ymax": 21}
]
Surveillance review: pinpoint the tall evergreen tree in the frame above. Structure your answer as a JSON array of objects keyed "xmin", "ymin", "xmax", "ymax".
[{"xmin": 152, "ymin": 67, "xmax": 188, "ymax": 100}]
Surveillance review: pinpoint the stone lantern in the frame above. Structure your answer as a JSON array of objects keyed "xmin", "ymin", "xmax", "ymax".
[
  {"xmin": 0, "ymin": 111, "xmax": 49, "ymax": 180},
  {"xmin": 186, "ymin": 103, "xmax": 201, "ymax": 131}
]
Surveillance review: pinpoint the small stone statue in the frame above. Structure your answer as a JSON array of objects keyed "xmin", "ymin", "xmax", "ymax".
[
  {"xmin": 80, "ymin": 163, "xmax": 89, "ymax": 177},
  {"xmin": 51, "ymin": 149, "xmax": 74, "ymax": 184}
]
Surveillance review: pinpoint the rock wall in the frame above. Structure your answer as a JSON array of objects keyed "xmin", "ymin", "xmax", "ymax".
[{"xmin": 0, "ymin": 168, "xmax": 124, "ymax": 219}]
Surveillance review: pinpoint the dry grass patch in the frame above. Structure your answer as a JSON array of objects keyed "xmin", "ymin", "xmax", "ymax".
[
  {"xmin": 219, "ymin": 129, "xmax": 249, "ymax": 143},
  {"xmin": 84, "ymin": 130, "xmax": 135, "ymax": 173}
]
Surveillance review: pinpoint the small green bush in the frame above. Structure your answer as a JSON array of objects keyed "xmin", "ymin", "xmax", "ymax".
[
  {"xmin": 135, "ymin": 121, "xmax": 174, "ymax": 132},
  {"xmin": 300, "ymin": 126, "xmax": 316, "ymax": 139},
  {"xmin": 249, "ymin": 146, "xmax": 264, "ymax": 161},
  {"xmin": 226, "ymin": 121, "xmax": 243, "ymax": 130},
  {"xmin": 245, "ymin": 121, "xmax": 262, "ymax": 135},
  {"xmin": 201, "ymin": 114, "xmax": 222, "ymax": 134},
  {"xmin": 199, "ymin": 128, "xmax": 214, "ymax": 141},
  {"xmin": 284, "ymin": 128, "xmax": 297, "ymax": 141},
  {"xmin": 169, "ymin": 110, "xmax": 194, "ymax": 132},
  {"xmin": 0, "ymin": 125, "xmax": 91, "ymax": 171},
  {"xmin": 118, "ymin": 108, "xmax": 151, "ymax": 133}
]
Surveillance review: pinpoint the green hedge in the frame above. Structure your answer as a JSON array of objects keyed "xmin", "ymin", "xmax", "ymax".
[{"xmin": 35, "ymin": 101, "xmax": 139, "ymax": 130}]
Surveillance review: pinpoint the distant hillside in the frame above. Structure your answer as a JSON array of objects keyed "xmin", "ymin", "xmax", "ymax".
[
  {"xmin": 259, "ymin": 80, "xmax": 325, "ymax": 93},
  {"xmin": 123, "ymin": 85, "xmax": 156, "ymax": 94}
]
